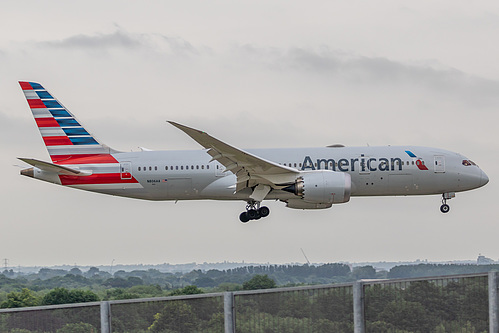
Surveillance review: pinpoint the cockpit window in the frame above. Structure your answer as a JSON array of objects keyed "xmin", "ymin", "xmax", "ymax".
[{"xmin": 462, "ymin": 160, "xmax": 476, "ymax": 166}]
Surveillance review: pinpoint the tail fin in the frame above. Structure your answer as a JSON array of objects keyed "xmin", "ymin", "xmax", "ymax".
[{"xmin": 19, "ymin": 81, "xmax": 119, "ymax": 164}]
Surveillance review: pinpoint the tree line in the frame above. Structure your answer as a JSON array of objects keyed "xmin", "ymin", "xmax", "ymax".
[{"xmin": 0, "ymin": 262, "xmax": 496, "ymax": 309}]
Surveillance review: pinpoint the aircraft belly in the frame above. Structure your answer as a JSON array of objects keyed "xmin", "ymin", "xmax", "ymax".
[
  {"xmin": 166, "ymin": 178, "xmax": 194, "ymax": 199},
  {"xmin": 387, "ymin": 174, "xmax": 415, "ymax": 195},
  {"xmin": 350, "ymin": 173, "xmax": 388, "ymax": 196},
  {"xmin": 351, "ymin": 171, "xmax": 435, "ymax": 196},
  {"xmin": 200, "ymin": 175, "xmax": 246, "ymax": 200}
]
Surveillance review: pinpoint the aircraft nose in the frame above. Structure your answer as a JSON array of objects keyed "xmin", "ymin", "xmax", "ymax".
[{"xmin": 479, "ymin": 169, "xmax": 489, "ymax": 187}]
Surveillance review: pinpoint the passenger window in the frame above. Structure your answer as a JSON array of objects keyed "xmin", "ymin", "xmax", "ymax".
[
  {"xmin": 181, "ymin": 166, "xmax": 184, "ymax": 170},
  {"xmin": 207, "ymin": 165, "xmax": 210, "ymax": 169},
  {"xmin": 165, "ymin": 166, "xmax": 168, "ymax": 171},
  {"xmin": 196, "ymin": 165, "xmax": 199, "ymax": 169},
  {"xmin": 138, "ymin": 167, "xmax": 141, "ymax": 171},
  {"xmin": 176, "ymin": 166, "xmax": 179, "ymax": 170},
  {"xmin": 201, "ymin": 165, "xmax": 204, "ymax": 169},
  {"xmin": 155, "ymin": 166, "xmax": 157, "ymax": 171},
  {"xmin": 149, "ymin": 166, "xmax": 152, "ymax": 171}
]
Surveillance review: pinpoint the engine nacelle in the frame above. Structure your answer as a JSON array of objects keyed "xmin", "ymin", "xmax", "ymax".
[{"xmin": 283, "ymin": 170, "xmax": 351, "ymax": 205}]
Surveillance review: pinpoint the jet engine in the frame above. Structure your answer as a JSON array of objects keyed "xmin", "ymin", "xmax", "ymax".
[{"xmin": 282, "ymin": 170, "xmax": 351, "ymax": 208}]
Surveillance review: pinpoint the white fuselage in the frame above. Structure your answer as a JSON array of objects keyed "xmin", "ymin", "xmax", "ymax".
[{"xmin": 33, "ymin": 145, "xmax": 487, "ymax": 203}]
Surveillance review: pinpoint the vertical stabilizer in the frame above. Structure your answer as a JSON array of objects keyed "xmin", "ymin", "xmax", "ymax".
[{"xmin": 19, "ymin": 81, "xmax": 118, "ymax": 164}]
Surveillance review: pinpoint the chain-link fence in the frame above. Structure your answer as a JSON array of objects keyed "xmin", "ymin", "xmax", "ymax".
[
  {"xmin": 234, "ymin": 284, "xmax": 353, "ymax": 333},
  {"xmin": 0, "ymin": 272, "xmax": 497, "ymax": 333},
  {"xmin": 0, "ymin": 302, "xmax": 100, "ymax": 332},
  {"xmin": 364, "ymin": 273, "xmax": 489, "ymax": 332},
  {"xmin": 109, "ymin": 293, "xmax": 224, "ymax": 332}
]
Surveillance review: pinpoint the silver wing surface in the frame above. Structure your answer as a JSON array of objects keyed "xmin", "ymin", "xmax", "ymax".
[{"xmin": 168, "ymin": 122, "xmax": 299, "ymax": 198}]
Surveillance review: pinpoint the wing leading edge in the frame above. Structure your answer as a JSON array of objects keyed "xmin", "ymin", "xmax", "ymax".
[{"xmin": 168, "ymin": 122, "xmax": 299, "ymax": 193}]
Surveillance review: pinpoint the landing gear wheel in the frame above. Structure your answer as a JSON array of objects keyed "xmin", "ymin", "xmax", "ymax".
[
  {"xmin": 440, "ymin": 193, "xmax": 453, "ymax": 214},
  {"xmin": 239, "ymin": 201, "xmax": 271, "ymax": 222},
  {"xmin": 239, "ymin": 212, "xmax": 250, "ymax": 223},
  {"xmin": 440, "ymin": 204, "xmax": 450, "ymax": 213},
  {"xmin": 258, "ymin": 206, "xmax": 270, "ymax": 218},
  {"xmin": 247, "ymin": 209, "xmax": 259, "ymax": 220}
]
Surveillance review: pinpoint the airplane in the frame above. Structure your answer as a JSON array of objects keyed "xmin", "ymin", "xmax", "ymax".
[{"xmin": 18, "ymin": 81, "xmax": 489, "ymax": 222}]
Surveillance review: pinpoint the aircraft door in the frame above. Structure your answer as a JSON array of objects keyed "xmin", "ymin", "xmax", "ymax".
[
  {"xmin": 434, "ymin": 156, "xmax": 445, "ymax": 173},
  {"xmin": 120, "ymin": 162, "xmax": 132, "ymax": 179}
]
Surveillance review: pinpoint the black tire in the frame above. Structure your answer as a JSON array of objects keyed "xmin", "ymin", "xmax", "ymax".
[
  {"xmin": 258, "ymin": 206, "xmax": 270, "ymax": 218},
  {"xmin": 247, "ymin": 209, "xmax": 258, "ymax": 220},
  {"xmin": 440, "ymin": 204, "xmax": 450, "ymax": 213},
  {"xmin": 239, "ymin": 212, "xmax": 250, "ymax": 223}
]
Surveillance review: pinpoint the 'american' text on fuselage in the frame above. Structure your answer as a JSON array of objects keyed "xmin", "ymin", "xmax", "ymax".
[{"xmin": 301, "ymin": 155, "xmax": 405, "ymax": 172}]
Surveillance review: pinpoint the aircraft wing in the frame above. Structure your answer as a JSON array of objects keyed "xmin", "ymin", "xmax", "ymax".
[
  {"xmin": 168, "ymin": 122, "xmax": 299, "ymax": 192},
  {"xmin": 18, "ymin": 158, "xmax": 90, "ymax": 176}
]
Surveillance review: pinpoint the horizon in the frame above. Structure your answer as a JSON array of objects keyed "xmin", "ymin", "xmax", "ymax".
[{"xmin": 3, "ymin": 256, "xmax": 494, "ymax": 274}]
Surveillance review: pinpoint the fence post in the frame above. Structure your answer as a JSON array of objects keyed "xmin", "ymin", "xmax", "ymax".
[
  {"xmin": 490, "ymin": 271, "xmax": 499, "ymax": 333},
  {"xmin": 101, "ymin": 301, "xmax": 111, "ymax": 333},
  {"xmin": 353, "ymin": 281, "xmax": 365, "ymax": 333},
  {"xmin": 224, "ymin": 292, "xmax": 235, "ymax": 333}
]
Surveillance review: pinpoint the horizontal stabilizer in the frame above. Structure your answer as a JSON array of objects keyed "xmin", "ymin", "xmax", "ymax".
[{"xmin": 18, "ymin": 158, "xmax": 90, "ymax": 176}]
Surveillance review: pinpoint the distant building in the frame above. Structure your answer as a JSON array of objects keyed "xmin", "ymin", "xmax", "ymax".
[{"xmin": 477, "ymin": 255, "xmax": 494, "ymax": 265}]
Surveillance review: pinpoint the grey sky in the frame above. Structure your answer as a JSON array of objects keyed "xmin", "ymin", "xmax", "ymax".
[{"xmin": 1, "ymin": 1, "xmax": 498, "ymax": 267}]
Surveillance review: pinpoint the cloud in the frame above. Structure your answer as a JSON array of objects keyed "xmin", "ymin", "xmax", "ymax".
[
  {"xmin": 230, "ymin": 44, "xmax": 499, "ymax": 108},
  {"xmin": 37, "ymin": 28, "xmax": 200, "ymax": 58},
  {"xmin": 10, "ymin": 29, "xmax": 499, "ymax": 110},
  {"xmin": 41, "ymin": 30, "xmax": 141, "ymax": 49}
]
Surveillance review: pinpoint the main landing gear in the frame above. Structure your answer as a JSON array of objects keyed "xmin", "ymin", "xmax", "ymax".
[
  {"xmin": 440, "ymin": 192, "xmax": 455, "ymax": 213},
  {"xmin": 239, "ymin": 201, "xmax": 270, "ymax": 223}
]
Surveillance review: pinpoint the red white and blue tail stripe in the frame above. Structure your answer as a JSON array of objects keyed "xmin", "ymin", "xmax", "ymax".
[
  {"xmin": 19, "ymin": 81, "xmax": 118, "ymax": 164},
  {"xmin": 19, "ymin": 81, "xmax": 141, "ymax": 191}
]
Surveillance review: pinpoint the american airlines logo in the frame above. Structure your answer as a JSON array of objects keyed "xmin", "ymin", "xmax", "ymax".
[{"xmin": 405, "ymin": 150, "xmax": 428, "ymax": 170}]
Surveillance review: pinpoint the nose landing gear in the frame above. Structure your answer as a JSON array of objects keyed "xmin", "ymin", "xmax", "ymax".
[
  {"xmin": 239, "ymin": 201, "xmax": 270, "ymax": 223},
  {"xmin": 440, "ymin": 192, "xmax": 455, "ymax": 213}
]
